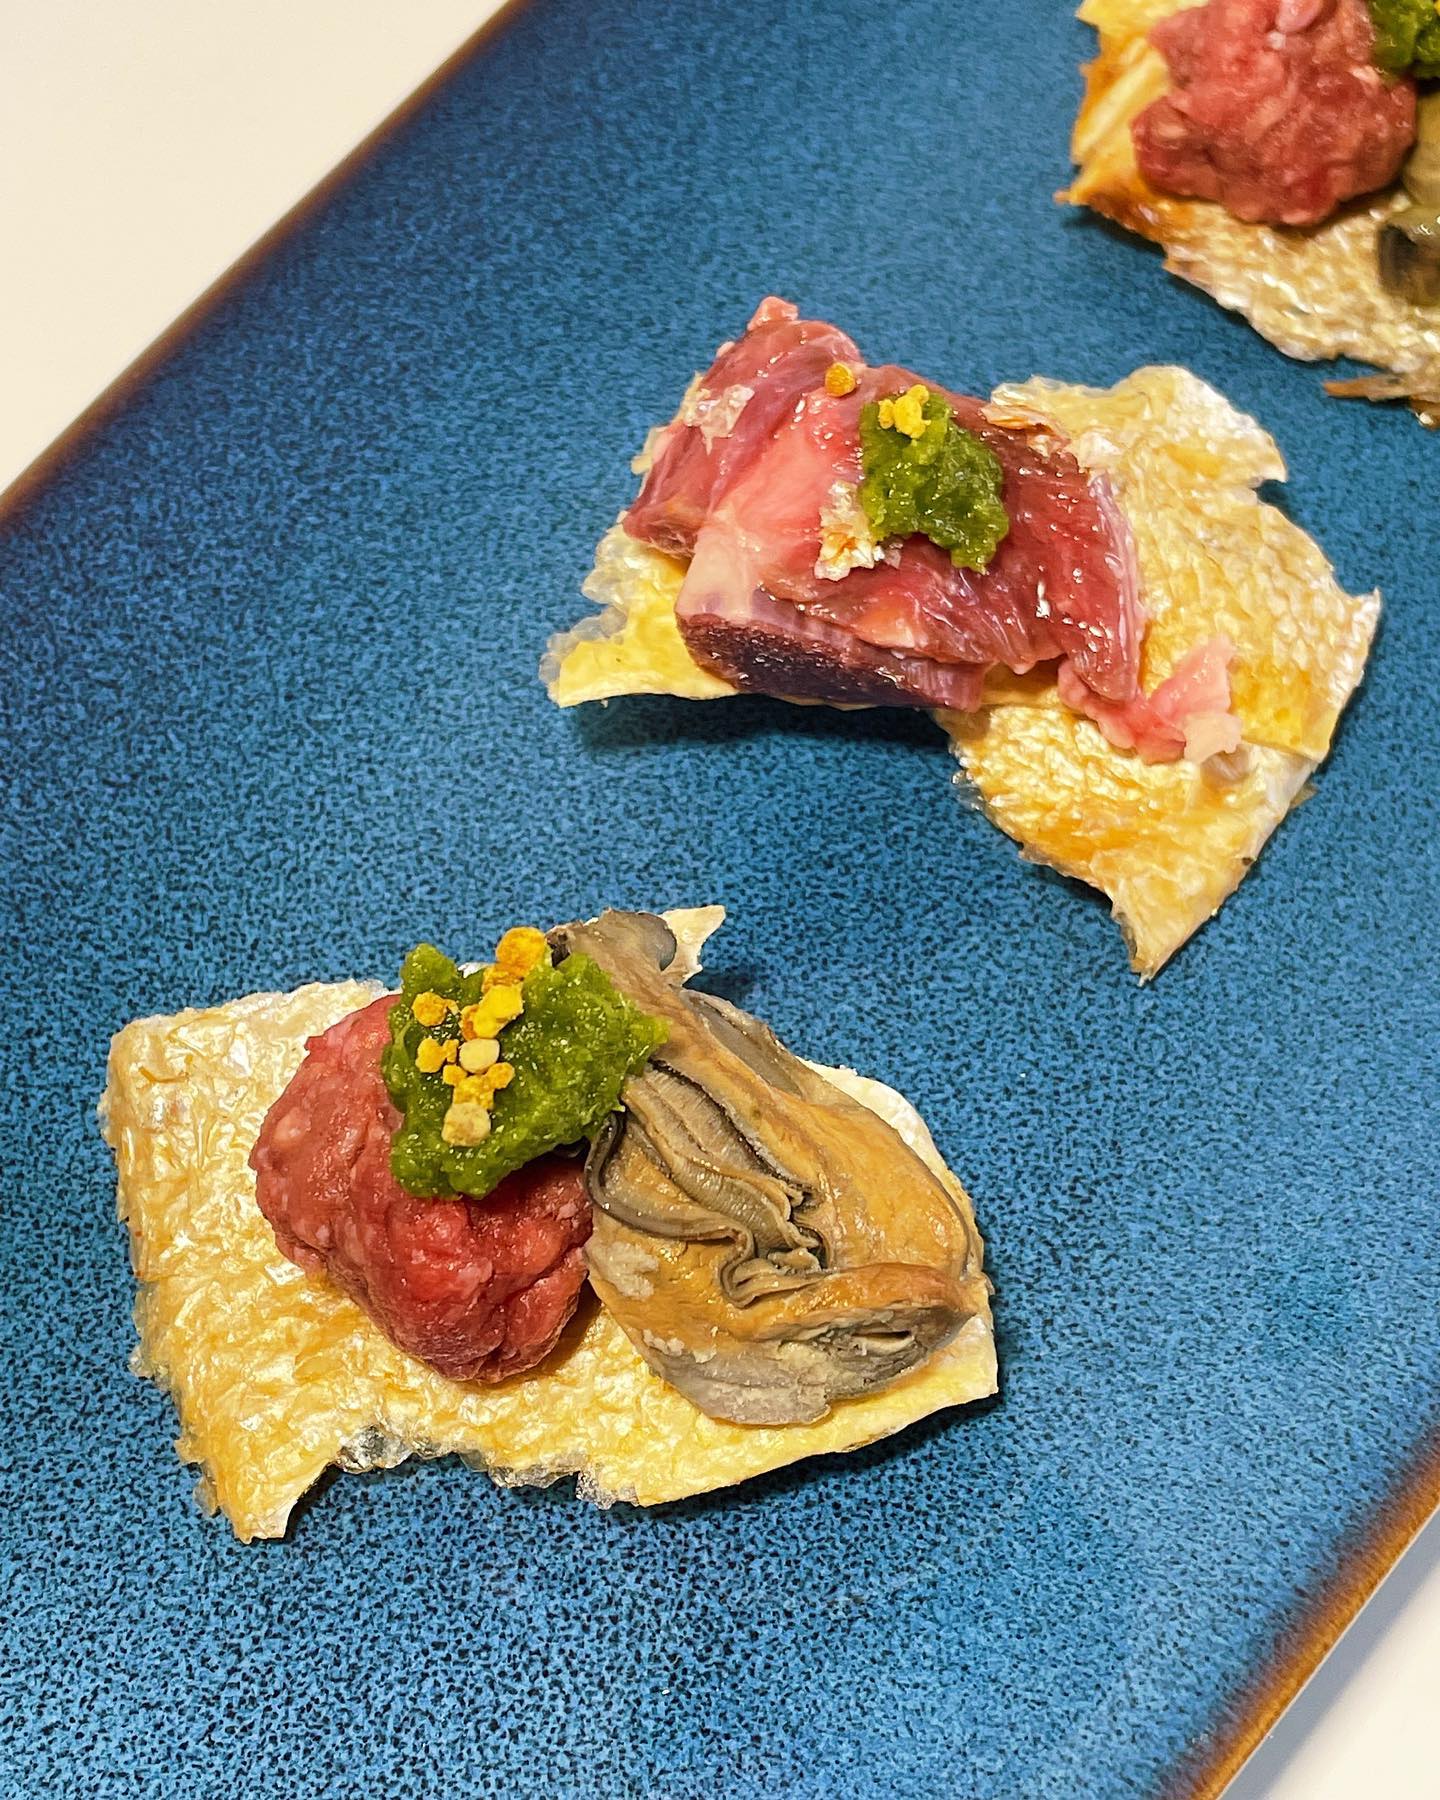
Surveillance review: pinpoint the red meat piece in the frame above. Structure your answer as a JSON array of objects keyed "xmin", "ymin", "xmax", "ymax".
[
  {"xmin": 1133, "ymin": 0, "xmax": 1416, "ymax": 227},
  {"xmin": 622, "ymin": 300, "xmax": 1227, "ymax": 761},
  {"xmin": 251, "ymin": 995, "xmax": 591, "ymax": 1383},
  {"xmin": 627, "ymin": 297, "xmax": 859, "ymax": 556},
  {"xmin": 676, "ymin": 574, "xmax": 988, "ymax": 710},
  {"xmin": 701, "ymin": 362, "xmax": 1144, "ymax": 704}
]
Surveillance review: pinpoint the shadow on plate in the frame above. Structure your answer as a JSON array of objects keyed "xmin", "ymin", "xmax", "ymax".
[{"xmin": 571, "ymin": 690, "xmax": 947, "ymax": 757}]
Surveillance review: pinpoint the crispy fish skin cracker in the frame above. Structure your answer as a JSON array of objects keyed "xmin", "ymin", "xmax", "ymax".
[
  {"xmin": 947, "ymin": 703, "xmax": 1313, "ymax": 975},
  {"xmin": 545, "ymin": 369, "xmax": 1377, "ymax": 975},
  {"xmin": 540, "ymin": 523, "xmax": 735, "ymax": 705},
  {"xmin": 1063, "ymin": 0, "xmax": 1440, "ymax": 419},
  {"xmin": 980, "ymin": 369, "xmax": 1380, "ymax": 764},
  {"xmin": 102, "ymin": 974, "xmax": 994, "ymax": 1541},
  {"xmin": 963, "ymin": 369, "xmax": 1376, "ymax": 974}
]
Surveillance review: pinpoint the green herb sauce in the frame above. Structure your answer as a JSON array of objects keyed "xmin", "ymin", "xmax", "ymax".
[
  {"xmin": 1370, "ymin": 0, "xmax": 1440, "ymax": 78},
  {"xmin": 858, "ymin": 389, "xmax": 1010, "ymax": 572},
  {"xmin": 381, "ymin": 941, "xmax": 665, "ymax": 1199}
]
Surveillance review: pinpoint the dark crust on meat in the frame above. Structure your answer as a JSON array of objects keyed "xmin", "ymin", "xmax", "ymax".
[{"xmin": 681, "ymin": 612, "xmax": 942, "ymax": 708}]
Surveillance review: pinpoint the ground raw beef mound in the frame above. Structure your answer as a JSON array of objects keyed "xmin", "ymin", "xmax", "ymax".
[
  {"xmin": 251, "ymin": 995, "xmax": 591, "ymax": 1382},
  {"xmin": 1133, "ymin": 0, "xmax": 1415, "ymax": 227}
]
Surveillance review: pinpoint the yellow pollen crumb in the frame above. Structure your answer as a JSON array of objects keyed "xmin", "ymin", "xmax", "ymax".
[
  {"xmin": 461, "ymin": 986, "xmax": 524, "ymax": 1041},
  {"xmin": 824, "ymin": 362, "xmax": 857, "ymax": 397},
  {"xmin": 494, "ymin": 925, "xmax": 548, "ymax": 976},
  {"xmin": 414, "ymin": 1035, "xmax": 457, "ymax": 1074},
  {"xmin": 459, "ymin": 1037, "xmax": 500, "ymax": 1074},
  {"xmin": 411, "ymin": 991, "xmax": 454, "ymax": 1028},
  {"xmin": 482, "ymin": 926, "xmax": 548, "ymax": 991},
  {"xmin": 890, "ymin": 384, "xmax": 930, "ymax": 439},
  {"xmin": 452, "ymin": 1062, "xmax": 515, "ymax": 1109},
  {"xmin": 440, "ymin": 1100, "xmax": 492, "ymax": 1146},
  {"xmin": 441, "ymin": 1064, "xmax": 466, "ymax": 1087}
]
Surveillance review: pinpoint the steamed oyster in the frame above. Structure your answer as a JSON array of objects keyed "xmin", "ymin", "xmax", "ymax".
[{"xmin": 553, "ymin": 910, "xmax": 989, "ymax": 1426}]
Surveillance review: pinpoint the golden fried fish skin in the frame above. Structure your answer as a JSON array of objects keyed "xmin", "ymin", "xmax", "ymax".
[
  {"xmin": 101, "ymin": 912, "xmax": 995, "ymax": 1541},
  {"xmin": 1063, "ymin": 0, "xmax": 1440, "ymax": 422},
  {"xmin": 967, "ymin": 368, "xmax": 1378, "ymax": 974},
  {"xmin": 557, "ymin": 911, "xmax": 988, "ymax": 1426},
  {"xmin": 545, "ymin": 370, "xmax": 1378, "ymax": 976}
]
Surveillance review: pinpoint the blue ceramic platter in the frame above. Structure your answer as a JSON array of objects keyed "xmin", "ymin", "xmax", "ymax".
[{"xmin": 2, "ymin": 2, "xmax": 1437, "ymax": 1795}]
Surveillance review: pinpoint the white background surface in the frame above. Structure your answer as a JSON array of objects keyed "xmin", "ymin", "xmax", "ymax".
[
  {"xmin": 2, "ymin": 4, "xmax": 1434, "ymax": 1794},
  {"xmin": 0, "ymin": 0, "xmax": 493, "ymax": 491}
]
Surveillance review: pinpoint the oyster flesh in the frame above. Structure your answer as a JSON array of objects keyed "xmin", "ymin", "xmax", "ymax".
[{"xmin": 552, "ymin": 910, "xmax": 989, "ymax": 1426}]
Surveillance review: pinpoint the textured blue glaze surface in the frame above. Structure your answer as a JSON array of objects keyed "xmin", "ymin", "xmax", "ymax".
[{"xmin": 1, "ymin": 1, "xmax": 1437, "ymax": 1795}]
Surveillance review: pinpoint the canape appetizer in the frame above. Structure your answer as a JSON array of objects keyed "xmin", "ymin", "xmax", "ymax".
[
  {"xmin": 545, "ymin": 300, "xmax": 1378, "ymax": 975},
  {"xmin": 102, "ymin": 908, "xmax": 995, "ymax": 1541},
  {"xmin": 1065, "ymin": 0, "xmax": 1440, "ymax": 421}
]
